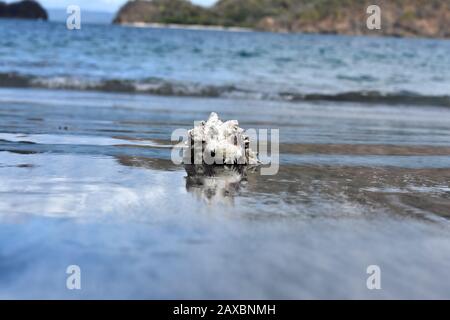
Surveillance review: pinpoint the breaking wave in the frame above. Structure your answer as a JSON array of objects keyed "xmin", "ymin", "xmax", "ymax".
[{"xmin": 1, "ymin": 72, "xmax": 450, "ymax": 107}]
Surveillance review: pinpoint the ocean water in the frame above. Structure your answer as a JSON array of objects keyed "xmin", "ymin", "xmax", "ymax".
[
  {"xmin": 2, "ymin": 19, "xmax": 450, "ymax": 100},
  {"xmin": 0, "ymin": 19, "xmax": 450, "ymax": 299}
]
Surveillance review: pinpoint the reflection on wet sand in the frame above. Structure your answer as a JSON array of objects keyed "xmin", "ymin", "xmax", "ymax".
[
  {"xmin": 243, "ymin": 165, "xmax": 450, "ymax": 221},
  {"xmin": 184, "ymin": 165, "xmax": 250, "ymax": 205},
  {"xmin": 114, "ymin": 154, "xmax": 450, "ymax": 221},
  {"xmin": 116, "ymin": 156, "xmax": 253, "ymax": 206},
  {"xmin": 116, "ymin": 155, "xmax": 179, "ymax": 171},
  {"xmin": 1, "ymin": 87, "xmax": 450, "ymax": 298}
]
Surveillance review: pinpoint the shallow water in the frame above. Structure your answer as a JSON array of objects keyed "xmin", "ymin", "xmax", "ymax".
[
  {"xmin": 2, "ymin": 18, "xmax": 450, "ymax": 298},
  {"xmin": 1, "ymin": 87, "xmax": 450, "ymax": 298}
]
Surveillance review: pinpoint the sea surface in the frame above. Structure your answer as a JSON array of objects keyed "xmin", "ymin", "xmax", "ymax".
[{"xmin": 0, "ymin": 19, "xmax": 450, "ymax": 299}]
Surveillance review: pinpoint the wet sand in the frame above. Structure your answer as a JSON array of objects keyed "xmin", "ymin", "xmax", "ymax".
[{"xmin": 0, "ymin": 88, "xmax": 450, "ymax": 298}]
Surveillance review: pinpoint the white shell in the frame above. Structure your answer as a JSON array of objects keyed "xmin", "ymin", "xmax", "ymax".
[{"xmin": 183, "ymin": 112, "xmax": 259, "ymax": 165}]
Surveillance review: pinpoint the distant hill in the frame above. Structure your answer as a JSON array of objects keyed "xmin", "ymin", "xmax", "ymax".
[
  {"xmin": 113, "ymin": 0, "xmax": 214, "ymax": 25},
  {"xmin": 0, "ymin": 0, "xmax": 47, "ymax": 20},
  {"xmin": 113, "ymin": 0, "xmax": 450, "ymax": 38}
]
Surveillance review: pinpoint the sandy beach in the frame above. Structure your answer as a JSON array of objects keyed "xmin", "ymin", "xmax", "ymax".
[{"xmin": 1, "ymin": 18, "xmax": 450, "ymax": 299}]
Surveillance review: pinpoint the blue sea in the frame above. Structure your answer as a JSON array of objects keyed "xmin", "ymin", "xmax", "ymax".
[
  {"xmin": 0, "ymin": 19, "xmax": 450, "ymax": 299},
  {"xmin": 2, "ymin": 19, "xmax": 450, "ymax": 100}
]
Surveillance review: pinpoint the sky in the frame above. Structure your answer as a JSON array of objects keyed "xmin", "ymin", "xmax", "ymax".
[{"xmin": 8, "ymin": 0, "xmax": 217, "ymax": 13}]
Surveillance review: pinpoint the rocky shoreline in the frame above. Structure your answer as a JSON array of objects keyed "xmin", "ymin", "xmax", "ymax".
[
  {"xmin": 121, "ymin": 21, "xmax": 252, "ymax": 32},
  {"xmin": 113, "ymin": 0, "xmax": 450, "ymax": 39}
]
